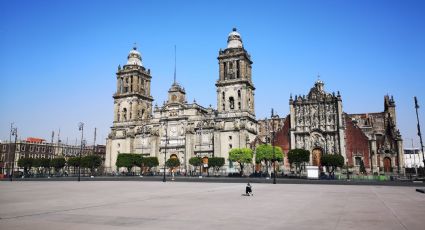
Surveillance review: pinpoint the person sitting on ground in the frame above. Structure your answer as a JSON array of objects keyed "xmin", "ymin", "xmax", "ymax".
[{"xmin": 246, "ymin": 183, "xmax": 253, "ymax": 196}]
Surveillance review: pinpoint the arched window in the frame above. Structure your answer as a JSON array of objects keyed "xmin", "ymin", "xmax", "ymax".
[
  {"xmin": 124, "ymin": 78, "xmax": 129, "ymax": 93},
  {"xmin": 222, "ymin": 92, "xmax": 226, "ymax": 111},
  {"xmin": 123, "ymin": 108, "xmax": 127, "ymax": 121},
  {"xmin": 229, "ymin": 97, "xmax": 235, "ymax": 110},
  {"xmin": 141, "ymin": 109, "xmax": 145, "ymax": 119}
]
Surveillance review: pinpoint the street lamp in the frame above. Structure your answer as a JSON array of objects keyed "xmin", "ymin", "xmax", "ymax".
[
  {"xmin": 271, "ymin": 108, "xmax": 277, "ymax": 185},
  {"xmin": 78, "ymin": 122, "xmax": 84, "ymax": 182},
  {"xmin": 414, "ymin": 97, "xmax": 425, "ymax": 167},
  {"xmin": 10, "ymin": 126, "xmax": 17, "ymax": 182},
  {"xmin": 163, "ymin": 120, "xmax": 168, "ymax": 183}
]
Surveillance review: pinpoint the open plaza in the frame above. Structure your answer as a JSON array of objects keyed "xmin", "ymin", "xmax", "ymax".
[{"xmin": 0, "ymin": 181, "xmax": 424, "ymax": 230}]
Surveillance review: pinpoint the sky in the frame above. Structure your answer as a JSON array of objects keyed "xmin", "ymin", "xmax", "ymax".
[{"xmin": 0, "ymin": 0, "xmax": 424, "ymax": 148}]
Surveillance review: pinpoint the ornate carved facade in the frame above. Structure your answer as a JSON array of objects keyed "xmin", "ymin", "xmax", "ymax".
[
  {"xmin": 106, "ymin": 29, "xmax": 257, "ymax": 173},
  {"xmin": 275, "ymin": 80, "xmax": 404, "ymax": 174},
  {"xmin": 289, "ymin": 80, "xmax": 345, "ymax": 166}
]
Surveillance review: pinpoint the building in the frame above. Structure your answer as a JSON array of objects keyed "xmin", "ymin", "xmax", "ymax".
[
  {"xmin": 106, "ymin": 28, "xmax": 257, "ymax": 173},
  {"xmin": 0, "ymin": 137, "xmax": 106, "ymax": 176},
  {"xmin": 404, "ymin": 148, "xmax": 424, "ymax": 168},
  {"xmin": 275, "ymin": 80, "xmax": 404, "ymax": 174}
]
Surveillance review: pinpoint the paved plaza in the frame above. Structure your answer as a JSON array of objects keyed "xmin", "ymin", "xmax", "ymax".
[{"xmin": 0, "ymin": 181, "xmax": 424, "ymax": 230}]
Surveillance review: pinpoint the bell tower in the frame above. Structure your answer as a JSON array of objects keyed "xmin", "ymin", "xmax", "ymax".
[
  {"xmin": 214, "ymin": 28, "xmax": 257, "ymax": 159},
  {"xmin": 113, "ymin": 45, "xmax": 154, "ymax": 125},
  {"xmin": 216, "ymin": 28, "xmax": 255, "ymax": 116}
]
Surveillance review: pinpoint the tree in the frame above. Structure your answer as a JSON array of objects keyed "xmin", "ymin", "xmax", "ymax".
[
  {"xmin": 165, "ymin": 158, "xmax": 180, "ymax": 172},
  {"xmin": 287, "ymin": 149, "xmax": 310, "ymax": 176},
  {"xmin": 321, "ymin": 154, "xmax": 344, "ymax": 177},
  {"xmin": 189, "ymin": 157, "xmax": 202, "ymax": 176},
  {"xmin": 50, "ymin": 157, "xmax": 66, "ymax": 175},
  {"xmin": 116, "ymin": 153, "xmax": 142, "ymax": 174},
  {"xmin": 67, "ymin": 157, "xmax": 80, "ymax": 175},
  {"xmin": 17, "ymin": 157, "xmax": 33, "ymax": 176},
  {"xmin": 37, "ymin": 158, "xmax": 51, "ymax": 174},
  {"xmin": 228, "ymin": 148, "xmax": 253, "ymax": 176},
  {"xmin": 208, "ymin": 157, "xmax": 225, "ymax": 176},
  {"xmin": 142, "ymin": 157, "xmax": 159, "ymax": 174},
  {"xmin": 81, "ymin": 155, "xmax": 102, "ymax": 175},
  {"xmin": 256, "ymin": 144, "xmax": 284, "ymax": 176}
]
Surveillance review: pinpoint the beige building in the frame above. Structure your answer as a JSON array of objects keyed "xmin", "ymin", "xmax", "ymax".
[{"xmin": 105, "ymin": 28, "xmax": 258, "ymax": 173}]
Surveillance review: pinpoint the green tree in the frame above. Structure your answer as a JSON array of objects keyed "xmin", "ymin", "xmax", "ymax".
[
  {"xmin": 50, "ymin": 157, "xmax": 66, "ymax": 175},
  {"xmin": 142, "ymin": 157, "xmax": 159, "ymax": 174},
  {"xmin": 256, "ymin": 144, "xmax": 284, "ymax": 176},
  {"xmin": 321, "ymin": 154, "xmax": 344, "ymax": 177},
  {"xmin": 189, "ymin": 157, "xmax": 202, "ymax": 176},
  {"xmin": 17, "ymin": 157, "xmax": 33, "ymax": 176},
  {"xmin": 208, "ymin": 157, "xmax": 225, "ymax": 176},
  {"xmin": 287, "ymin": 149, "xmax": 310, "ymax": 176},
  {"xmin": 35, "ymin": 157, "xmax": 51, "ymax": 176},
  {"xmin": 165, "ymin": 158, "xmax": 180, "ymax": 172},
  {"xmin": 116, "ymin": 153, "xmax": 142, "ymax": 174},
  {"xmin": 81, "ymin": 155, "xmax": 102, "ymax": 175},
  {"xmin": 228, "ymin": 148, "xmax": 253, "ymax": 176}
]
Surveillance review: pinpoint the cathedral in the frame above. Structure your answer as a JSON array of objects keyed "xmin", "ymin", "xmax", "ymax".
[
  {"xmin": 105, "ymin": 28, "xmax": 257, "ymax": 173},
  {"xmin": 273, "ymin": 81, "xmax": 404, "ymax": 174},
  {"xmin": 106, "ymin": 28, "xmax": 404, "ymax": 175}
]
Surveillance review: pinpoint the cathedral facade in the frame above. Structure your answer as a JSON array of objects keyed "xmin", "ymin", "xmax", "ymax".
[
  {"xmin": 274, "ymin": 80, "xmax": 404, "ymax": 174},
  {"xmin": 105, "ymin": 28, "xmax": 257, "ymax": 173},
  {"xmin": 106, "ymin": 29, "xmax": 404, "ymax": 175}
]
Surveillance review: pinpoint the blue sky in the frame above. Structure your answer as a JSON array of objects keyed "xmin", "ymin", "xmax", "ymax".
[{"xmin": 0, "ymin": 0, "xmax": 424, "ymax": 147}]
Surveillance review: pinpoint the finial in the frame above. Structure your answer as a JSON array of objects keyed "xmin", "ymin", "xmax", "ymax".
[
  {"xmin": 233, "ymin": 27, "xmax": 237, "ymax": 32},
  {"xmin": 133, "ymin": 42, "xmax": 137, "ymax": 50}
]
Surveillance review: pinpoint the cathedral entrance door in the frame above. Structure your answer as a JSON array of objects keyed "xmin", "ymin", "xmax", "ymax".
[
  {"xmin": 202, "ymin": 157, "xmax": 209, "ymax": 173},
  {"xmin": 312, "ymin": 148, "xmax": 322, "ymax": 166},
  {"xmin": 383, "ymin": 157, "xmax": 392, "ymax": 173}
]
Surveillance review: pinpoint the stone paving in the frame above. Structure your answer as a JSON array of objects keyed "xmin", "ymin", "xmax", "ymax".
[{"xmin": 0, "ymin": 181, "xmax": 424, "ymax": 230}]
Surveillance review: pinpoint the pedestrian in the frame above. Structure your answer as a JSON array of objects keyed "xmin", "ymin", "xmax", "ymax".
[{"xmin": 246, "ymin": 182, "xmax": 253, "ymax": 196}]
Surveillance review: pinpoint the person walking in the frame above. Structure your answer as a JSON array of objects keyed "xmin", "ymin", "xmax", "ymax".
[{"xmin": 245, "ymin": 183, "xmax": 253, "ymax": 196}]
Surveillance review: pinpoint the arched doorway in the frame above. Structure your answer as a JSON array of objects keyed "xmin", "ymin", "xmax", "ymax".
[
  {"xmin": 202, "ymin": 157, "xmax": 208, "ymax": 173},
  {"xmin": 312, "ymin": 148, "xmax": 322, "ymax": 166},
  {"xmin": 383, "ymin": 157, "xmax": 392, "ymax": 173}
]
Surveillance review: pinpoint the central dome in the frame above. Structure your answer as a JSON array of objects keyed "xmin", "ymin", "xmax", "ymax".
[{"xmin": 227, "ymin": 28, "xmax": 243, "ymax": 49}]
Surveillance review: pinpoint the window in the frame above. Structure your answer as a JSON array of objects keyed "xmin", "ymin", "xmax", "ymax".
[
  {"xmin": 223, "ymin": 62, "xmax": 227, "ymax": 79},
  {"xmin": 21, "ymin": 145, "xmax": 26, "ymax": 151},
  {"xmin": 30, "ymin": 146, "xmax": 34, "ymax": 152},
  {"xmin": 229, "ymin": 144, "xmax": 233, "ymax": 149},
  {"xmin": 355, "ymin": 157, "xmax": 362, "ymax": 166},
  {"xmin": 229, "ymin": 97, "xmax": 235, "ymax": 110},
  {"xmin": 229, "ymin": 136, "xmax": 232, "ymax": 140},
  {"xmin": 2, "ymin": 145, "xmax": 6, "ymax": 151},
  {"xmin": 123, "ymin": 108, "xmax": 127, "ymax": 121},
  {"xmin": 42, "ymin": 147, "xmax": 46, "ymax": 153},
  {"xmin": 236, "ymin": 60, "xmax": 240, "ymax": 78},
  {"xmin": 124, "ymin": 78, "xmax": 129, "ymax": 93}
]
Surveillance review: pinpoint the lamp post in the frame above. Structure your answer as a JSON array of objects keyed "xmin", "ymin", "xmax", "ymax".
[
  {"xmin": 414, "ymin": 97, "xmax": 425, "ymax": 167},
  {"xmin": 271, "ymin": 108, "xmax": 277, "ymax": 185},
  {"xmin": 10, "ymin": 127, "xmax": 17, "ymax": 182},
  {"xmin": 78, "ymin": 122, "xmax": 84, "ymax": 182},
  {"xmin": 163, "ymin": 120, "xmax": 168, "ymax": 183}
]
